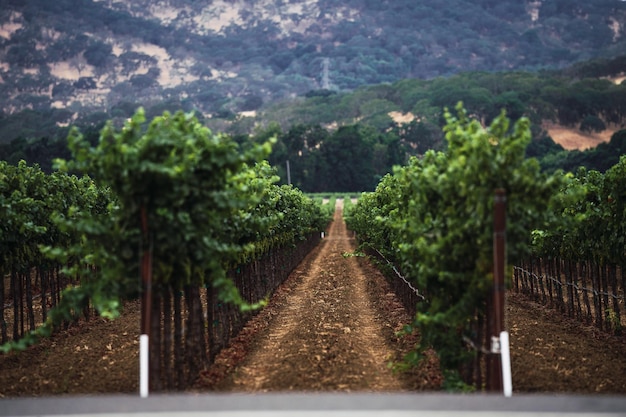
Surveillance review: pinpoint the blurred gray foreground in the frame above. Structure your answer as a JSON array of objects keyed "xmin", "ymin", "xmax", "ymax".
[{"xmin": 1, "ymin": 393, "xmax": 625, "ymax": 417}]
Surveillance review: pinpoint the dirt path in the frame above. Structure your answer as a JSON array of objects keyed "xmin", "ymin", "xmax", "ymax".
[
  {"xmin": 211, "ymin": 201, "xmax": 408, "ymax": 392},
  {"xmin": 3, "ymin": 202, "xmax": 625, "ymax": 396}
]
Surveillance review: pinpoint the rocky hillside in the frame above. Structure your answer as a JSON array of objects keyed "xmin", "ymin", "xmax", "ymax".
[{"xmin": 0, "ymin": 0, "xmax": 625, "ymax": 126}]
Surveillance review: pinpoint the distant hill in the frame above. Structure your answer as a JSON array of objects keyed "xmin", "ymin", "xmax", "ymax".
[
  {"xmin": 2, "ymin": 54, "xmax": 626, "ymax": 189},
  {"xmin": 1, "ymin": 0, "xmax": 625, "ymax": 126}
]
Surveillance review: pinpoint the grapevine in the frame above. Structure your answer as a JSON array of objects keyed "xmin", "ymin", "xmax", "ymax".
[
  {"xmin": 1, "ymin": 109, "xmax": 329, "ymax": 390},
  {"xmin": 348, "ymin": 103, "xmax": 561, "ymax": 388}
]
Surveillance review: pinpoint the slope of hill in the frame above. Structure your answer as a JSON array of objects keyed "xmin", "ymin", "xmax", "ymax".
[
  {"xmin": 0, "ymin": 0, "xmax": 625, "ymax": 125},
  {"xmin": 545, "ymin": 123, "xmax": 617, "ymax": 151}
]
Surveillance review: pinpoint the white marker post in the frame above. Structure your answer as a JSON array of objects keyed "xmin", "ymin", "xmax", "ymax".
[
  {"xmin": 500, "ymin": 331, "xmax": 513, "ymax": 397},
  {"xmin": 140, "ymin": 334, "xmax": 149, "ymax": 398}
]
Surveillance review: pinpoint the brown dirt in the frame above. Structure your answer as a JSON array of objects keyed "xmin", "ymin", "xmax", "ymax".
[
  {"xmin": 0, "ymin": 301, "xmax": 140, "ymax": 397},
  {"xmin": 197, "ymin": 201, "xmax": 441, "ymax": 392},
  {"xmin": 1, "ymin": 202, "xmax": 626, "ymax": 396},
  {"xmin": 507, "ymin": 292, "xmax": 626, "ymax": 394},
  {"xmin": 544, "ymin": 122, "xmax": 618, "ymax": 151}
]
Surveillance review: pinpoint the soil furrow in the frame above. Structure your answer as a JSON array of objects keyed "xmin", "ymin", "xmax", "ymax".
[{"xmin": 215, "ymin": 201, "xmax": 405, "ymax": 392}]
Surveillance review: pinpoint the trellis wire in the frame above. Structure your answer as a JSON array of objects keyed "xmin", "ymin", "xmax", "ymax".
[
  {"xmin": 1, "ymin": 233, "xmax": 321, "ymax": 393},
  {"xmin": 462, "ymin": 335, "xmax": 494, "ymax": 355},
  {"xmin": 513, "ymin": 259, "xmax": 624, "ymax": 334},
  {"xmin": 514, "ymin": 266, "xmax": 623, "ymax": 301},
  {"xmin": 151, "ymin": 231, "xmax": 322, "ymax": 390},
  {"xmin": 372, "ymin": 248, "xmax": 426, "ymax": 301}
]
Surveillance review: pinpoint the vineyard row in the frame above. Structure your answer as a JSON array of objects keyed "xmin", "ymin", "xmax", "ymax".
[
  {"xmin": 344, "ymin": 104, "xmax": 626, "ymax": 390},
  {"xmin": 514, "ymin": 259, "xmax": 625, "ymax": 333},
  {"xmin": 1, "ymin": 109, "xmax": 332, "ymax": 391}
]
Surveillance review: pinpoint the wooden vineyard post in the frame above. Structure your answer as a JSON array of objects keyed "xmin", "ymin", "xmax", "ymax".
[
  {"xmin": 488, "ymin": 189, "xmax": 509, "ymax": 395},
  {"xmin": 140, "ymin": 205, "xmax": 153, "ymax": 398}
]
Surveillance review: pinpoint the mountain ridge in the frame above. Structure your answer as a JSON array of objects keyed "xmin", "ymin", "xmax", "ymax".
[{"xmin": 1, "ymin": 0, "xmax": 625, "ymax": 127}]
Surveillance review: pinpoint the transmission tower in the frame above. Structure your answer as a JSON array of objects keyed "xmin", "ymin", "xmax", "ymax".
[{"xmin": 321, "ymin": 58, "xmax": 331, "ymax": 90}]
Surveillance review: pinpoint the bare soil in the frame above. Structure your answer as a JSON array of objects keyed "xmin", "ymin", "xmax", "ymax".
[
  {"xmin": 196, "ymin": 201, "xmax": 441, "ymax": 392},
  {"xmin": 1, "ymin": 203, "xmax": 626, "ymax": 396},
  {"xmin": 507, "ymin": 293, "xmax": 626, "ymax": 394},
  {"xmin": 0, "ymin": 301, "xmax": 140, "ymax": 396},
  {"xmin": 544, "ymin": 122, "xmax": 617, "ymax": 151}
]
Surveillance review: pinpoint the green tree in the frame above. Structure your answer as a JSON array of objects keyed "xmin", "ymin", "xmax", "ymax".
[
  {"xmin": 279, "ymin": 124, "xmax": 328, "ymax": 191},
  {"xmin": 318, "ymin": 125, "xmax": 377, "ymax": 192},
  {"xmin": 83, "ymin": 41, "xmax": 113, "ymax": 68},
  {"xmin": 580, "ymin": 115, "xmax": 606, "ymax": 133}
]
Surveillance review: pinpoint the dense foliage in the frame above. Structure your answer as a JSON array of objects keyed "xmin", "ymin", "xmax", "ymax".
[
  {"xmin": 0, "ymin": 109, "xmax": 329, "ymax": 355},
  {"xmin": 262, "ymin": 61, "xmax": 626, "ymax": 135},
  {"xmin": 0, "ymin": 160, "xmax": 111, "ymax": 348},
  {"xmin": 533, "ymin": 158, "xmax": 626, "ymax": 273},
  {"xmin": 517, "ymin": 160, "xmax": 626, "ymax": 335},
  {"xmin": 242, "ymin": 122, "xmax": 407, "ymax": 192},
  {"xmin": 538, "ymin": 130, "xmax": 626, "ymax": 173},
  {"xmin": 346, "ymin": 104, "xmax": 561, "ymax": 387}
]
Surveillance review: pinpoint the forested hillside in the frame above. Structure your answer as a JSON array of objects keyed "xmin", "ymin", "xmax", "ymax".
[
  {"xmin": 2, "ymin": 55, "xmax": 626, "ymax": 191},
  {"xmin": 1, "ymin": 0, "xmax": 625, "ymax": 126},
  {"xmin": 1, "ymin": 0, "xmax": 626, "ymax": 191}
]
